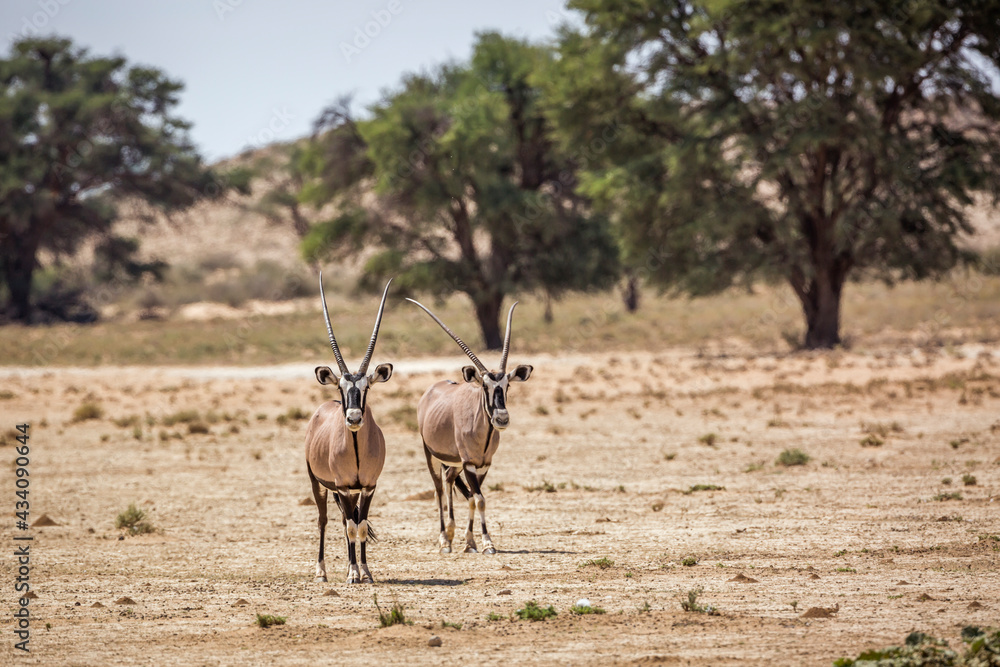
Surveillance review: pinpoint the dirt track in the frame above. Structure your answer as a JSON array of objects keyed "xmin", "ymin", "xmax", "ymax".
[{"xmin": 1, "ymin": 348, "xmax": 997, "ymax": 665}]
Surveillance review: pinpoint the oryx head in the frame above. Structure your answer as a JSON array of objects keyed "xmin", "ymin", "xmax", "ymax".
[
  {"xmin": 315, "ymin": 273, "xmax": 393, "ymax": 432},
  {"xmin": 407, "ymin": 298, "xmax": 532, "ymax": 431}
]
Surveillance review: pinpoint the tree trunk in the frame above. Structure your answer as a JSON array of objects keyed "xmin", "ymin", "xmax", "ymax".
[
  {"xmin": 543, "ymin": 292, "xmax": 553, "ymax": 323},
  {"xmin": 1, "ymin": 232, "xmax": 39, "ymax": 323},
  {"xmin": 621, "ymin": 274, "xmax": 640, "ymax": 313},
  {"xmin": 791, "ymin": 267, "xmax": 844, "ymax": 350},
  {"xmin": 473, "ymin": 291, "xmax": 503, "ymax": 350}
]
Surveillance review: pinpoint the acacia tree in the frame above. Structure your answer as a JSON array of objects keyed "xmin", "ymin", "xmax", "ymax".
[
  {"xmin": 0, "ymin": 37, "xmax": 241, "ymax": 322},
  {"xmin": 549, "ymin": 0, "xmax": 1000, "ymax": 348},
  {"xmin": 300, "ymin": 33, "xmax": 619, "ymax": 348}
]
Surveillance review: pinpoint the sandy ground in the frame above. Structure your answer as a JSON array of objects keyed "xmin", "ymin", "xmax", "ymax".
[{"xmin": 0, "ymin": 347, "xmax": 998, "ymax": 665}]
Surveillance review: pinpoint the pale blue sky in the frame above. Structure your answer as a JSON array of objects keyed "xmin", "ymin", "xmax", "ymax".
[{"xmin": 2, "ymin": 0, "xmax": 573, "ymax": 161}]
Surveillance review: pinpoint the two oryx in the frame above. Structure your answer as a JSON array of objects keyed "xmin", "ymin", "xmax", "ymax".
[{"xmin": 305, "ymin": 274, "xmax": 531, "ymax": 582}]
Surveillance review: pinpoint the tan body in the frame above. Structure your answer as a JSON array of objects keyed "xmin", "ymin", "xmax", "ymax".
[
  {"xmin": 305, "ymin": 402, "xmax": 385, "ymax": 489},
  {"xmin": 418, "ymin": 381, "xmax": 499, "ymax": 469}
]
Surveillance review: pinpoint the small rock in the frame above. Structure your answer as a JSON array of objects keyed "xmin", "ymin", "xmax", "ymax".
[
  {"xmin": 728, "ymin": 573, "xmax": 758, "ymax": 583},
  {"xmin": 896, "ymin": 580, "xmax": 912, "ymax": 585},
  {"xmin": 405, "ymin": 490, "xmax": 436, "ymax": 501},
  {"xmin": 23, "ymin": 591, "xmax": 38, "ymax": 599},
  {"xmin": 91, "ymin": 602, "xmax": 105, "ymax": 608},
  {"xmin": 299, "ymin": 497, "xmax": 315, "ymax": 506},
  {"xmin": 428, "ymin": 635, "xmax": 442, "ymax": 647},
  {"xmin": 323, "ymin": 589, "xmax": 340, "ymax": 597},
  {"xmin": 115, "ymin": 597, "xmax": 136, "ymax": 605},
  {"xmin": 968, "ymin": 601, "xmax": 983, "ymax": 609},
  {"xmin": 917, "ymin": 593, "xmax": 935, "ymax": 602},
  {"xmin": 232, "ymin": 598, "xmax": 250, "ymax": 606},
  {"xmin": 810, "ymin": 573, "xmax": 821, "ymax": 580},
  {"xmin": 32, "ymin": 514, "xmax": 60, "ymax": 527},
  {"xmin": 500, "ymin": 565, "xmax": 515, "ymax": 571},
  {"xmin": 498, "ymin": 589, "xmax": 512, "ymax": 596},
  {"xmin": 575, "ymin": 598, "xmax": 591, "ymax": 608}
]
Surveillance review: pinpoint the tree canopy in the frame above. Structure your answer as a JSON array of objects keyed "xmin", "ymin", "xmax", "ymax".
[
  {"xmin": 297, "ymin": 32, "xmax": 620, "ymax": 348},
  {"xmin": 0, "ymin": 37, "xmax": 245, "ymax": 322},
  {"xmin": 547, "ymin": 0, "xmax": 1000, "ymax": 348}
]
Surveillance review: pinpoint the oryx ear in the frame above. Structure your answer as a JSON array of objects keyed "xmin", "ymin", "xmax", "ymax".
[
  {"xmin": 315, "ymin": 366, "xmax": 339, "ymax": 385},
  {"xmin": 461, "ymin": 365, "xmax": 481, "ymax": 383},
  {"xmin": 369, "ymin": 363, "xmax": 393, "ymax": 384},
  {"xmin": 508, "ymin": 364, "xmax": 533, "ymax": 383}
]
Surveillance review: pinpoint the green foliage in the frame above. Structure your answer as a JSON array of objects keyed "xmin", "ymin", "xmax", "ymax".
[
  {"xmin": 679, "ymin": 587, "xmax": 718, "ymax": 615},
  {"xmin": 485, "ymin": 611, "xmax": 506, "ymax": 622},
  {"xmin": 515, "ymin": 600, "xmax": 557, "ymax": 621},
  {"xmin": 373, "ymin": 593, "xmax": 411, "ymax": 628},
  {"xmin": 115, "ymin": 503, "xmax": 154, "ymax": 535},
  {"xmin": 290, "ymin": 33, "xmax": 620, "ymax": 348},
  {"xmin": 551, "ymin": 0, "xmax": 1000, "ymax": 348},
  {"xmin": 581, "ymin": 557, "xmax": 614, "ymax": 569},
  {"xmin": 681, "ymin": 556, "xmax": 698, "ymax": 567},
  {"xmin": 776, "ymin": 448, "xmax": 811, "ymax": 467},
  {"xmin": 570, "ymin": 603, "xmax": 606, "ymax": 615},
  {"xmin": 834, "ymin": 627, "xmax": 1000, "ymax": 666},
  {"xmin": 255, "ymin": 614, "xmax": 286, "ymax": 629},
  {"xmin": 0, "ymin": 37, "xmax": 226, "ymax": 322}
]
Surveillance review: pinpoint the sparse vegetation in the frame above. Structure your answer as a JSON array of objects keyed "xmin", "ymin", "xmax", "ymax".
[
  {"xmin": 374, "ymin": 593, "xmax": 411, "ymax": 628},
  {"xmin": 581, "ymin": 557, "xmax": 614, "ymax": 570},
  {"xmin": 486, "ymin": 612, "xmax": 506, "ymax": 622},
  {"xmin": 385, "ymin": 405, "xmax": 418, "ymax": 432},
  {"xmin": 684, "ymin": 484, "xmax": 725, "ymax": 494},
  {"xmin": 255, "ymin": 614, "xmax": 286, "ymax": 628},
  {"xmin": 441, "ymin": 620, "xmax": 463, "ymax": 630},
  {"xmin": 933, "ymin": 492, "xmax": 962, "ymax": 501},
  {"xmin": 776, "ymin": 448, "xmax": 810, "ymax": 466},
  {"xmin": 526, "ymin": 480, "xmax": 557, "ymax": 493},
  {"xmin": 962, "ymin": 474, "xmax": 977, "ymax": 486},
  {"xmin": 570, "ymin": 603, "xmax": 606, "ymax": 615},
  {"xmin": 72, "ymin": 402, "xmax": 104, "ymax": 422},
  {"xmin": 187, "ymin": 421, "xmax": 210, "ymax": 435},
  {"xmin": 515, "ymin": 600, "xmax": 557, "ymax": 622},
  {"xmin": 679, "ymin": 587, "xmax": 718, "ymax": 615},
  {"xmin": 115, "ymin": 503, "xmax": 154, "ymax": 536},
  {"xmin": 834, "ymin": 627, "xmax": 1000, "ymax": 667},
  {"xmin": 681, "ymin": 556, "xmax": 698, "ymax": 567},
  {"xmin": 162, "ymin": 410, "xmax": 200, "ymax": 427},
  {"xmin": 698, "ymin": 433, "xmax": 718, "ymax": 446},
  {"xmin": 860, "ymin": 435, "xmax": 884, "ymax": 447}
]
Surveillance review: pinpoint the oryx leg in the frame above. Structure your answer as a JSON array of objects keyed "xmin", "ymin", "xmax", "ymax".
[
  {"xmin": 308, "ymin": 465, "xmax": 329, "ymax": 582},
  {"xmin": 424, "ymin": 446, "xmax": 453, "ymax": 553},
  {"xmin": 453, "ymin": 472, "xmax": 478, "ymax": 553},
  {"xmin": 335, "ymin": 491, "xmax": 361, "ymax": 584},
  {"xmin": 464, "ymin": 465, "xmax": 495, "ymax": 554},
  {"xmin": 357, "ymin": 487, "xmax": 376, "ymax": 583},
  {"xmin": 444, "ymin": 465, "xmax": 462, "ymax": 551}
]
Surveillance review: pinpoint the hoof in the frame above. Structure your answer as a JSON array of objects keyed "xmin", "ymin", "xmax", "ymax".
[
  {"xmin": 439, "ymin": 546, "xmax": 452, "ymax": 554},
  {"xmin": 464, "ymin": 545, "xmax": 478, "ymax": 554},
  {"xmin": 483, "ymin": 547, "xmax": 497, "ymax": 555},
  {"xmin": 315, "ymin": 576, "xmax": 328, "ymax": 583},
  {"xmin": 361, "ymin": 575, "xmax": 374, "ymax": 584}
]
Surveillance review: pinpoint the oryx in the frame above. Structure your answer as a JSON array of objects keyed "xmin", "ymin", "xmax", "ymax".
[
  {"xmin": 305, "ymin": 274, "xmax": 393, "ymax": 583},
  {"xmin": 407, "ymin": 298, "xmax": 532, "ymax": 555}
]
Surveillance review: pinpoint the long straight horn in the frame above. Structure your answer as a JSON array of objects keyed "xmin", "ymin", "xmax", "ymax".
[
  {"xmin": 499, "ymin": 301, "xmax": 518, "ymax": 373},
  {"xmin": 318, "ymin": 271, "xmax": 349, "ymax": 375},
  {"xmin": 406, "ymin": 297, "xmax": 488, "ymax": 374},
  {"xmin": 358, "ymin": 279, "xmax": 392, "ymax": 374}
]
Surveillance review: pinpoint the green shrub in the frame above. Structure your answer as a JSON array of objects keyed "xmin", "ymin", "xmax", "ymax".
[
  {"xmin": 255, "ymin": 614, "xmax": 286, "ymax": 628},
  {"xmin": 374, "ymin": 593, "xmax": 410, "ymax": 628},
  {"xmin": 581, "ymin": 557, "xmax": 614, "ymax": 569},
  {"xmin": 115, "ymin": 503, "xmax": 154, "ymax": 535},
  {"xmin": 515, "ymin": 600, "xmax": 557, "ymax": 621},
  {"xmin": 834, "ymin": 627, "xmax": 1000, "ymax": 666},
  {"xmin": 570, "ymin": 603, "xmax": 606, "ymax": 615},
  {"xmin": 776, "ymin": 448, "xmax": 810, "ymax": 466},
  {"xmin": 680, "ymin": 586, "xmax": 718, "ymax": 615}
]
